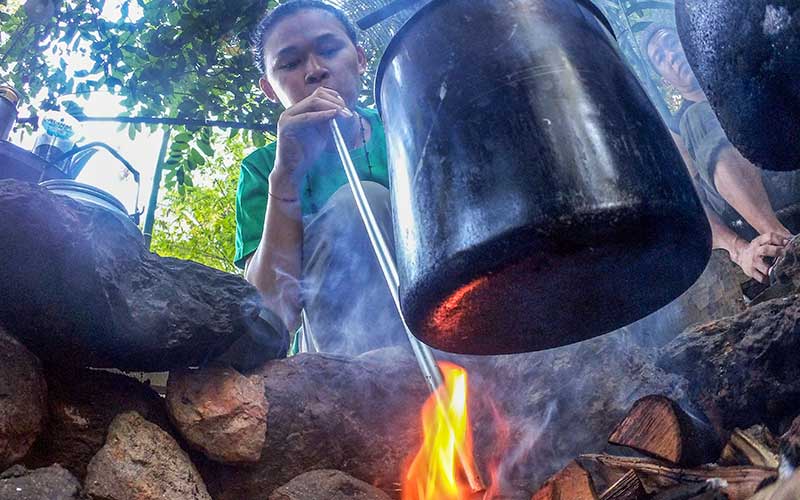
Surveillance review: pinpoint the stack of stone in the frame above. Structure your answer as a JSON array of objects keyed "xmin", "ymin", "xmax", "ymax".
[{"xmin": 4, "ymin": 179, "xmax": 800, "ymax": 499}]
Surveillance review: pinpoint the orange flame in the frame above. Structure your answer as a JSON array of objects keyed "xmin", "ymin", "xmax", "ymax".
[{"xmin": 402, "ymin": 361, "xmax": 480, "ymax": 500}]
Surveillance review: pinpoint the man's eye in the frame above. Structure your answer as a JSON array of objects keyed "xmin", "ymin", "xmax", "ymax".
[
  {"xmin": 279, "ymin": 60, "xmax": 300, "ymax": 70},
  {"xmin": 319, "ymin": 46, "xmax": 341, "ymax": 57}
]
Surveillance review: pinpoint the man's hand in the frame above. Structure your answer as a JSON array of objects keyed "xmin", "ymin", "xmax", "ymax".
[
  {"xmin": 730, "ymin": 232, "xmax": 789, "ymax": 283},
  {"xmin": 270, "ymin": 87, "xmax": 352, "ymax": 195}
]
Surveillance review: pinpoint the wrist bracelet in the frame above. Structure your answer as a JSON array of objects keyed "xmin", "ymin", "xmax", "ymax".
[{"xmin": 268, "ymin": 190, "xmax": 299, "ymax": 203}]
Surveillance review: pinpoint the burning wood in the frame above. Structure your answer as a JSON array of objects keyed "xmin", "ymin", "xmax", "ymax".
[
  {"xmin": 598, "ymin": 470, "xmax": 646, "ymax": 500},
  {"xmin": 578, "ymin": 454, "xmax": 775, "ymax": 500},
  {"xmin": 608, "ymin": 395, "xmax": 722, "ymax": 467},
  {"xmin": 530, "ymin": 461, "xmax": 598, "ymax": 500},
  {"xmin": 779, "ymin": 415, "xmax": 800, "ymax": 476},
  {"xmin": 719, "ymin": 426, "xmax": 780, "ymax": 468}
]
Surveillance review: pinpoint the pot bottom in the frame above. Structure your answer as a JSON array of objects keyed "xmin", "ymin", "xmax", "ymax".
[{"xmin": 402, "ymin": 206, "xmax": 711, "ymax": 355}]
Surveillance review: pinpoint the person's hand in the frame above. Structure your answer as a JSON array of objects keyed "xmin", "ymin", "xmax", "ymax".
[
  {"xmin": 730, "ymin": 232, "xmax": 789, "ymax": 283},
  {"xmin": 270, "ymin": 87, "xmax": 352, "ymax": 194}
]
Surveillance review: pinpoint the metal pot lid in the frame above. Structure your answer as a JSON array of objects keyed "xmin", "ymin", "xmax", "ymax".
[{"xmin": 40, "ymin": 179, "xmax": 128, "ymax": 215}]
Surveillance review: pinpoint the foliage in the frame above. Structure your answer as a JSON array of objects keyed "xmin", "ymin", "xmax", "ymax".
[
  {"xmin": 149, "ymin": 130, "xmax": 245, "ymax": 273},
  {"xmin": 0, "ymin": 0, "xmax": 282, "ymax": 187}
]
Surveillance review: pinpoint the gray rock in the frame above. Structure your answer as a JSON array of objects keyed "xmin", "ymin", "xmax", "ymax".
[
  {"xmin": 0, "ymin": 328, "xmax": 46, "ymax": 470},
  {"xmin": 0, "ymin": 464, "xmax": 82, "ymax": 500},
  {"xmin": 659, "ymin": 292, "xmax": 800, "ymax": 432},
  {"xmin": 85, "ymin": 411, "xmax": 211, "ymax": 500},
  {"xmin": 269, "ymin": 470, "xmax": 392, "ymax": 500},
  {"xmin": 0, "ymin": 179, "xmax": 288, "ymax": 371},
  {"xmin": 24, "ymin": 368, "xmax": 170, "ymax": 480},
  {"xmin": 166, "ymin": 366, "xmax": 267, "ymax": 464}
]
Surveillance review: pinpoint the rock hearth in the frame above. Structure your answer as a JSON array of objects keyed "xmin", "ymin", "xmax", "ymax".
[
  {"xmin": 0, "ymin": 179, "xmax": 287, "ymax": 372},
  {"xmin": 0, "ymin": 328, "xmax": 46, "ymax": 470},
  {"xmin": 85, "ymin": 411, "xmax": 212, "ymax": 500}
]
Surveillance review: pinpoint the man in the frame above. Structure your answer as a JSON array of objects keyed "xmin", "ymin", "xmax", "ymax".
[
  {"xmin": 643, "ymin": 24, "xmax": 797, "ymax": 283},
  {"xmin": 235, "ymin": 0, "xmax": 405, "ymax": 354}
]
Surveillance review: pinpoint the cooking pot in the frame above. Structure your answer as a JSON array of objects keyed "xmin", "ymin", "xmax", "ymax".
[
  {"xmin": 675, "ymin": 0, "xmax": 800, "ymax": 171},
  {"xmin": 376, "ymin": 0, "xmax": 712, "ymax": 354}
]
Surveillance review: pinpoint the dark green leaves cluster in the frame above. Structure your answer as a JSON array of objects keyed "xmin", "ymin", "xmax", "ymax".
[{"xmin": 1, "ymin": 0, "xmax": 281, "ymax": 184}]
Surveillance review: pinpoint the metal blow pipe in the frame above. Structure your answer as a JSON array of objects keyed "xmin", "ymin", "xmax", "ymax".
[{"xmin": 330, "ymin": 119, "xmax": 485, "ymax": 493}]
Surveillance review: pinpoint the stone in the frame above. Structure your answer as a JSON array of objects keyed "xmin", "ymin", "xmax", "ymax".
[
  {"xmin": 85, "ymin": 411, "xmax": 211, "ymax": 500},
  {"xmin": 24, "ymin": 368, "xmax": 170, "ymax": 480},
  {"xmin": 269, "ymin": 469, "xmax": 393, "ymax": 500},
  {"xmin": 0, "ymin": 464, "xmax": 82, "ymax": 500},
  {"xmin": 0, "ymin": 328, "xmax": 46, "ymax": 470},
  {"xmin": 166, "ymin": 366, "xmax": 267, "ymax": 464},
  {"xmin": 769, "ymin": 234, "xmax": 800, "ymax": 291},
  {"xmin": 676, "ymin": 0, "xmax": 800, "ymax": 171},
  {"xmin": 0, "ymin": 179, "xmax": 288, "ymax": 372},
  {"xmin": 659, "ymin": 292, "xmax": 800, "ymax": 432}
]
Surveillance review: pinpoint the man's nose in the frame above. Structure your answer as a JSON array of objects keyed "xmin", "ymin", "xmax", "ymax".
[{"xmin": 305, "ymin": 56, "xmax": 329, "ymax": 84}]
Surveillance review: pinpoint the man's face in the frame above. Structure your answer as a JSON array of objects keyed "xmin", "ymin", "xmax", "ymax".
[
  {"xmin": 646, "ymin": 29, "xmax": 700, "ymax": 92},
  {"xmin": 259, "ymin": 9, "xmax": 366, "ymax": 109}
]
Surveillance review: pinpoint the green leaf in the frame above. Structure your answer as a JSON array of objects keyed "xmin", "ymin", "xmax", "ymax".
[
  {"xmin": 196, "ymin": 139, "xmax": 214, "ymax": 157},
  {"xmin": 173, "ymin": 132, "xmax": 192, "ymax": 143},
  {"xmin": 189, "ymin": 148, "xmax": 206, "ymax": 166}
]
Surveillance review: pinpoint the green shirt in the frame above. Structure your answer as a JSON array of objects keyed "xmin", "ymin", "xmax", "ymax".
[{"xmin": 234, "ymin": 107, "xmax": 389, "ymax": 269}]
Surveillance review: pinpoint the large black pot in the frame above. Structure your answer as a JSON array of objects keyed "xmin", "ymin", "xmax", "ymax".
[
  {"xmin": 376, "ymin": 0, "xmax": 712, "ymax": 355},
  {"xmin": 676, "ymin": 0, "xmax": 800, "ymax": 172}
]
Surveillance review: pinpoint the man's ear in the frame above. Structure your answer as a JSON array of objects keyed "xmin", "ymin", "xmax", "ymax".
[
  {"xmin": 259, "ymin": 76, "xmax": 279, "ymax": 102},
  {"xmin": 356, "ymin": 45, "xmax": 367, "ymax": 75}
]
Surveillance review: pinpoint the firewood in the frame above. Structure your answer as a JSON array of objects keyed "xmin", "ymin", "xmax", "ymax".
[
  {"xmin": 608, "ymin": 395, "xmax": 721, "ymax": 467},
  {"xmin": 779, "ymin": 415, "xmax": 800, "ymax": 476},
  {"xmin": 531, "ymin": 460, "xmax": 598, "ymax": 500},
  {"xmin": 650, "ymin": 480, "xmax": 726, "ymax": 500},
  {"xmin": 718, "ymin": 426, "xmax": 779, "ymax": 468},
  {"xmin": 749, "ymin": 468, "xmax": 800, "ymax": 500},
  {"xmin": 578, "ymin": 454, "xmax": 776, "ymax": 500},
  {"xmin": 599, "ymin": 470, "xmax": 646, "ymax": 500}
]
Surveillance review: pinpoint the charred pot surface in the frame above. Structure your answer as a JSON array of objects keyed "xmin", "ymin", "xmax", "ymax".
[
  {"xmin": 377, "ymin": 0, "xmax": 711, "ymax": 355},
  {"xmin": 676, "ymin": 0, "xmax": 800, "ymax": 172}
]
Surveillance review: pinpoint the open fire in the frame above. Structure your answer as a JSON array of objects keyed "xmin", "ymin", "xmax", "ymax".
[{"xmin": 402, "ymin": 361, "xmax": 483, "ymax": 500}]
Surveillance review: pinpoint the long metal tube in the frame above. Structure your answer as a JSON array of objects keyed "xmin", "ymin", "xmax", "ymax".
[{"xmin": 330, "ymin": 118, "xmax": 484, "ymax": 492}]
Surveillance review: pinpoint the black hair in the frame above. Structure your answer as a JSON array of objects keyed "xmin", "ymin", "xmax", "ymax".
[
  {"xmin": 641, "ymin": 23, "xmax": 675, "ymax": 68},
  {"xmin": 251, "ymin": 0, "xmax": 358, "ymax": 74}
]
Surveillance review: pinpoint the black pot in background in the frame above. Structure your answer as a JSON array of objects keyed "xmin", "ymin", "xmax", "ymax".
[
  {"xmin": 376, "ymin": 0, "xmax": 711, "ymax": 355},
  {"xmin": 676, "ymin": 0, "xmax": 800, "ymax": 172}
]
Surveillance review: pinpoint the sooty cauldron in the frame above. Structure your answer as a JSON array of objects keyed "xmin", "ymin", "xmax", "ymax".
[{"xmin": 375, "ymin": 0, "xmax": 712, "ymax": 355}]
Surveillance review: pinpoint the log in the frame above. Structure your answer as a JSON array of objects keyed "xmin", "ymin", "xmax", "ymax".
[
  {"xmin": 608, "ymin": 395, "xmax": 721, "ymax": 466},
  {"xmin": 578, "ymin": 454, "xmax": 776, "ymax": 500},
  {"xmin": 199, "ymin": 334, "xmax": 689, "ymax": 498},
  {"xmin": 718, "ymin": 426, "xmax": 780, "ymax": 468},
  {"xmin": 650, "ymin": 481, "xmax": 727, "ymax": 500},
  {"xmin": 198, "ymin": 350, "xmax": 429, "ymax": 500},
  {"xmin": 598, "ymin": 470, "xmax": 647, "ymax": 500},
  {"xmin": 531, "ymin": 461, "xmax": 598, "ymax": 500},
  {"xmin": 778, "ymin": 415, "xmax": 800, "ymax": 481}
]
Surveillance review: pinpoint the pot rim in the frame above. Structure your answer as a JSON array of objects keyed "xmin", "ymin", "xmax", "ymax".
[
  {"xmin": 374, "ymin": 0, "xmax": 617, "ymax": 116},
  {"xmin": 40, "ymin": 179, "xmax": 128, "ymax": 215}
]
